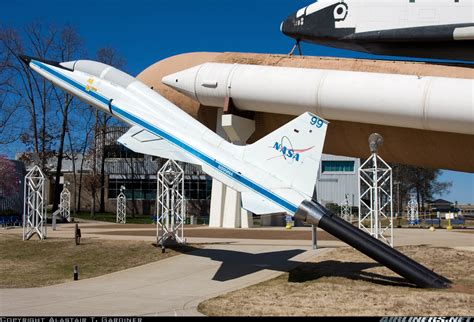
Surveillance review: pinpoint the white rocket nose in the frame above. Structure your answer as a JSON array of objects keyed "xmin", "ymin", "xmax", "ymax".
[{"xmin": 161, "ymin": 65, "xmax": 202, "ymax": 101}]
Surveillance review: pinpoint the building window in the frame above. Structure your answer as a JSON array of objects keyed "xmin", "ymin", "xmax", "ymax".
[
  {"xmin": 108, "ymin": 177, "xmax": 157, "ymax": 200},
  {"xmin": 108, "ymin": 175, "xmax": 213, "ymax": 201},
  {"xmin": 321, "ymin": 160, "xmax": 355, "ymax": 173},
  {"xmin": 104, "ymin": 145, "xmax": 143, "ymax": 159},
  {"xmin": 184, "ymin": 175, "xmax": 212, "ymax": 200}
]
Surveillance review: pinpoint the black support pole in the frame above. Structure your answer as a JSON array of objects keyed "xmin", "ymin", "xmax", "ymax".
[{"xmin": 294, "ymin": 200, "xmax": 451, "ymax": 289}]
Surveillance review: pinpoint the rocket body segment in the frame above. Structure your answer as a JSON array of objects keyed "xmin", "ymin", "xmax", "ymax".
[{"xmin": 162, "ymin": 63, "xmax": 474, "ymax": 136}]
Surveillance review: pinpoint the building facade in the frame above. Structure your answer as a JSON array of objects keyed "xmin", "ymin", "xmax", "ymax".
[
  {"xmin": 46, "ymin": 127, "xmax": 213, "ymax": 218},
  {"xmin": 262, "ymin": 153, "xmax": 360, "ymax": 226},
  {"xmin": 315, "ymin": 154, "xmax": 360, "ymax": 208}
]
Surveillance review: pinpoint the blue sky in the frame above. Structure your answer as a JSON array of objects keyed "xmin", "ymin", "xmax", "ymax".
[
  {"xmin": 1, "ymin": 0, "xmax": 395, "ymax": 76},
  {"xmin": 1, "ymin": 0, "xmax": 473, "ymax": 203}
]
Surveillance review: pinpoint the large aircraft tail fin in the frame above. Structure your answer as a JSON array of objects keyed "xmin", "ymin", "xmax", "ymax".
[{"xmin": 242, "ymin": 112, "xmax": 328, "ymax": 199}]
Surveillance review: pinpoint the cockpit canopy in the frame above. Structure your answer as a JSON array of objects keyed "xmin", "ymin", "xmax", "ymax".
[{"xmin": 60, "ymin": 60, "xmax": 135, "ymax": 88}]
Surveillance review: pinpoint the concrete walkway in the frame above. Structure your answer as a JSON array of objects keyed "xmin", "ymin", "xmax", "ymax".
[{"xmin": 0, "ymin": 240, "xmax": 322, "ymax": 316}]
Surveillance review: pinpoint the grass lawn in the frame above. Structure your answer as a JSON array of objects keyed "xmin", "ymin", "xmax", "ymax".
[
  {"xmin": 198, "ymin": 246, "xmax": 474, "ymax": 316},
  {"xmin": 0, "ymin": 234, "xmax": 188, "ymax": 288},
  {"xmin": 72, "ymin": 211, "xmax": 154, "ymax": 224}
]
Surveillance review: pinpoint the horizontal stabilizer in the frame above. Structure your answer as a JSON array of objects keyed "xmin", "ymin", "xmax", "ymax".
[
  {"xmin": 241, "ymin": 191, "xmax": 287, "ymax": 215},
  {"xmin": 117, "ymin": 126, "xmax": 200, "ymax": 165}
]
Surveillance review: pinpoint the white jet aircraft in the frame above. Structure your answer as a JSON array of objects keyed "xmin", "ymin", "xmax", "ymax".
[{"xmin": 19, "ymin": 55, "xmax": 327, "ymax": 217}]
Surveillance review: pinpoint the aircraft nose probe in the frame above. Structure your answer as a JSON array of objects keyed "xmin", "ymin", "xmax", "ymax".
[
  {"xmin": 18, "ymin": 54, "xmax": 31, "ymax": 65},
  {"xmin": 18, "ymin": 54, "xmax": 74, "ymax": 72}
]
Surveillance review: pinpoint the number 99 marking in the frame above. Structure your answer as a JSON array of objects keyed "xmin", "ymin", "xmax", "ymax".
[{"xmin": 310, "ymin": 116, "xmax": 324, "ymax": 128}]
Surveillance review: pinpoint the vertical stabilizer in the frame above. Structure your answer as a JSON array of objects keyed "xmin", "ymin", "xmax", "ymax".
[{"xmin": 242, "ymin": 112, "xmax": 328, "ymax": 198}]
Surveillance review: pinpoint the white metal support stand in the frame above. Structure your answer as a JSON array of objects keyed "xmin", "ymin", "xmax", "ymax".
[
  {"xmin": 116, "ymin": 186, "xmax": 126, "ymax": 224},
  {"xmin": 358, "ymin": 134, "xmax": 394, "ymax": 247},
  {"xmin": 52, "ymin": 186, "xmax": 71, "ymax": 230},
  {"xmin": 60, "ymin": 187, "xmax": 71, "ymax": 222},
  {"xmin": 157, "ymin": 159, "xmax": 186, "ymax": 247},
  {"xmin": 340, "ymin": 193, "xmax": 352, "ymax": 222},
  {"xmin": 23, "ymin": 166, "xmax": 47, "ymax": 240},
  {"xmin": 407, "ymin": 198, "xmax": 419, "ymax": 226}
]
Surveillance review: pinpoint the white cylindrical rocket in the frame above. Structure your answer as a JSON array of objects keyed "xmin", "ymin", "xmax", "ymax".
[{"xmin": 162, "ymin": 63, "xmax": 474, "ymax": 135}]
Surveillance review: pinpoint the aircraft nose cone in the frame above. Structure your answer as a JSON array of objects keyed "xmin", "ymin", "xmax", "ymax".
[
  {"xmin": 280, "ymin": 13, "xmax": 298, "ymax": 38},
  {"xmin": 162, "ymin": 65, "xmax": 202, "ymax": 101}
]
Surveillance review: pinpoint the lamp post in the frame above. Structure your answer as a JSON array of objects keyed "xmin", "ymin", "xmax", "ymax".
[{"xmin": 358, "ymin": 133, "xmax": 393, "ymax": 246}]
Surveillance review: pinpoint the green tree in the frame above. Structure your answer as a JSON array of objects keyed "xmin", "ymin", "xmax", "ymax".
[{"xmin": 392, "ymin": 164, "xmax": 452, "ymax": 212}]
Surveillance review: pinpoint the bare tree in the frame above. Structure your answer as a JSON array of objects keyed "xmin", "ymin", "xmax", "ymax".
[
  {"xmin": 1, "ymin": 23, "xmax": 85, "ymax": 212},
  {"xmin": 0, "ymin": 155, "xmax": 19, "ymax": 198},
  {"xmin": 0, "ymin": 22, "xmax": 57, "ymax": 171},
  {"xmin": 123, "ymin": 150, "xmax": 141, "ymax": 217},
  {"xmin": 89, "ymin": 109, "xmax": 100, "ymax": 217},
  {"xmin": 95, "ymin": 47, "xmax": 126, "ymax": 213},
  {"xmin": 2, "ymin": 22, "xmax": 129, "ymax": 217},
  {"xmin": 66, "ymin": 106, "xmax": 95, "ymax": 213},
  {"xmin": 0, "ymin": 27, "xmax": 21, "ymax": 145},
  {"xmin": 51, "ymin": 26, "xmax": 83, "ymax": 212}
]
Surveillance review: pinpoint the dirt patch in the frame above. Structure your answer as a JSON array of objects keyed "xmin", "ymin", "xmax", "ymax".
[
  {"xmin": 198, "ymin": 246, "xmax": 473, "ymax": 316},
  {"xmin": 0, "ymin": 234, "xmax": 192, "ymax": 288},
  {"xmin": 94, "ymin": 228, "xmax": 338, "ymax": 241}
]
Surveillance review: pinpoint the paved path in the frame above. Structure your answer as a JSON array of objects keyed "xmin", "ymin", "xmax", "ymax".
[
  {"xmin": 7, "ymin": 221, "xmax": 471, "ymax": 247},
  {"xmin": 0, "ymin": 241, "xmax": 323, "ymax": 316}
]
